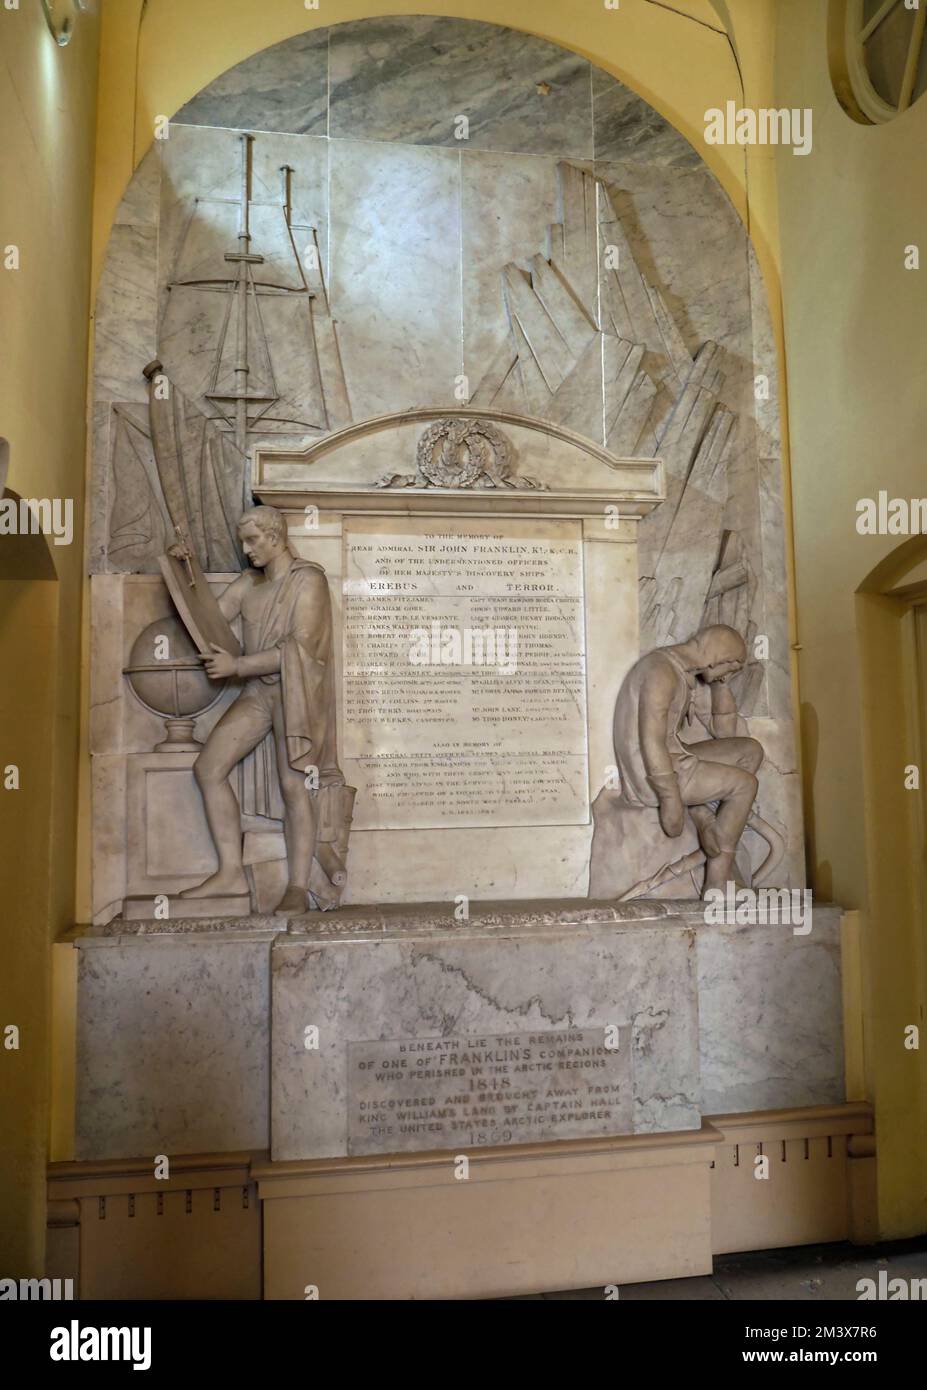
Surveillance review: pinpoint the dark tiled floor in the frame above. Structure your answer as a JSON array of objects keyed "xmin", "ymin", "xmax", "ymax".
[{"xmin": 509, "ymin": 1238, "xmax": 927, "ymax": 1300}]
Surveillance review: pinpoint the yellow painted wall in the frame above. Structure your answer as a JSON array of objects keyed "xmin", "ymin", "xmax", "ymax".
[
  {"xmin": 773, "ymin": 0, "xmax": 927, "ymax": 1236},
  {"xmin": 0, "ymin": 3, "xmax": 99, "ymax": 1270}
]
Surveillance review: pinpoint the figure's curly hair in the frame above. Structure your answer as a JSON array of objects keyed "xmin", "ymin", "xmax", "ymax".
[{"xmin": 238, "ymin": 505, "xmax": 287, "ymax": 545}]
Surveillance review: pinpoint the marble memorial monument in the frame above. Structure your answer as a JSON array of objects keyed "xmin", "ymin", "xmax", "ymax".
[{"xmin": 76, "ymin": 17, "xmax": 844, "ymax": 1172}]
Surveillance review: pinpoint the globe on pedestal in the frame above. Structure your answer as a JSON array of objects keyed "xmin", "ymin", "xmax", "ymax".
[{"xmin": 123, "ymin": 615, "xmax": 226, "ymax": 750}]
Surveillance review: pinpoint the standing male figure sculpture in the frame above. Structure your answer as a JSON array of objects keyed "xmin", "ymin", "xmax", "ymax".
[
  {"xmin": 171, "ymin": 505, "xmax": 349, "ymax": 915},
  {"xmin": 612, "ymin": 624, "xmax": 763, "ymax": 895}
]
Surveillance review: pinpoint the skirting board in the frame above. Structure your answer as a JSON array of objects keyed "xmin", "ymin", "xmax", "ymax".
[{"xmin": 47, "ymin": 1103, "xmax": 875, "ymax": 1301}]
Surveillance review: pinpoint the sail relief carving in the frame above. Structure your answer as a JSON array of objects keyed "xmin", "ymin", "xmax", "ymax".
[
  {"xmin": 105, "ymin": 131, "xmax": 352, "ymax": 573},
  {"xmin": 100, "ymin": 146, "xmax": 756, "ymax": 721},
  {"xmin": 468, "ymin": 160, "xmax": 754, "ymax": 707}
]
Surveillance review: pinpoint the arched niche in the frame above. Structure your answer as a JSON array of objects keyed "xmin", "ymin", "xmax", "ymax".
[
  {"xmin": 91, "ymin": 15, "xmax": 783, "ymax": 678},
  {"xmin": 86, "ymin": 15, "xmax": 807, "ymax": 918}
]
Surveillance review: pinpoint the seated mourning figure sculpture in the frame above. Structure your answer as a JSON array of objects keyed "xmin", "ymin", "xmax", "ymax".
[
  {"xmin": 168, "ymin": 505, "xmax": 354, "ymax": 915},
  {"xmin": 590, "ymin": 625, "xmax": 782, "ymax": 901}
]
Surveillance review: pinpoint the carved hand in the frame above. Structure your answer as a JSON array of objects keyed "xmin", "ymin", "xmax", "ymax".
[
  {"xmin": 657, "ymin": 787, "xmax": 685, "ymax": 838},
  {"xmin": 202, "ymin": 644, "xmax": 239, "ymax": 680}
]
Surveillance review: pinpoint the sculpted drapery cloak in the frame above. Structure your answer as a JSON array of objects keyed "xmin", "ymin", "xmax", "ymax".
[{"xmin": 240, "ymin": 554, "xmax": 343, "ymax": 818}]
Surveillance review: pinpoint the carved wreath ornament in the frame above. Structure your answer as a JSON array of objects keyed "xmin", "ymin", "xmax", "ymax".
[{"xmin": 377, "ymin": 418, "xmax": 546, "ymax": 490}]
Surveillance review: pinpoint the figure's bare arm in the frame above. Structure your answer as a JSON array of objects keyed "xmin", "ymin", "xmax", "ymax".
[
  {"xmin": 235, "ymin": 647, "xmax": 281, "ymax": 678},
  {"xmin": 638, "ymin": 661, "xmax": 685, "ymax": 837},
  {"xmin": 638, "ymin": 663, "xmax": 676, "ymax": 780},
  {"xmin": 205, "ymin": 635, "xmax": 282, "ymax": 681},
  {"xmin": 217, "ymin": 572, "xmax": 250, "ymax": 622}
]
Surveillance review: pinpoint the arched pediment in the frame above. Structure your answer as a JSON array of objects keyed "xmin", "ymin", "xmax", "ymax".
[{"xmin": 253, "ymin": 408, "xmax": 665, "ymax": 517}]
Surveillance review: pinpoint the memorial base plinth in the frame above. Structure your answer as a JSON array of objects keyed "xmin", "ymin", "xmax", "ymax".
[
  {"xmin": 122, "ymin": 893, "xmax": 252, "ymax": 921},
  {"xmin": 257, "ymin": 1128, "xmax": 717, "ymax": 1299},
  {"xmin": 71, "ymin": 899, "xmax": 845, "ymax": 1163}
]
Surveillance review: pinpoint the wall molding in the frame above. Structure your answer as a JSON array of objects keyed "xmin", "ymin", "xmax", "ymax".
[{"xmin": 48, "ymin": 1103, "xmax": 876, "ymax": 1299}]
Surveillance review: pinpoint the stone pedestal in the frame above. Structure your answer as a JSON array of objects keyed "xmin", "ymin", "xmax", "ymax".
[
  {"xmin": 272, "ymin": 906, "xmax": 701, "ymax": 1160},
  {"xmin": 73, "ymin": 899, "xmax": 845, "ymax": 1163},
  {"xmin": 75, "ymin": 925, "xmax": 276, "ymax": 1161}
]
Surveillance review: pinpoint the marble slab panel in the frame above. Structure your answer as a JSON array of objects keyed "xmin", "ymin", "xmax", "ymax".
[
  {"xmin": 757, "ymin": 453, "xmax": 793, "ymax": 724},
  {"xmin": 593, "ymin": 67, "xmax": 703, "ymax": 168},
  {"xmin": 93, "ymin": 224, "xmax": 158, "ymax": 404},
  {"xmin": 748, "ymin": 244, "xmax": 782, "ymax": 460},
  {"xmin": 342, "ymin": 515, "xmax": 589, "ymax": 832},
  {"xmin": 76, "ymin": 938, "xmax": 272, "ymax": 1160},
  {"xmin": 271, "ymin": 917, "xmax": 701, "ymax": 1159},
  {"xmin": 697, "ymin": 906, "xmax": 844, "ymax": 1113},
  {"xmin": 748, "ymin": 714, "xmax": 807, "ymax": 891},
  {"xmin": 114, "ymin": 146, "xmax": 161, "ymax": 228},
  {"xmin": 461, "ymin": 151, "xmax": 561, "ymax": 388},
  {"xmin": 87, "ymin": 400, "xmax": 113, "ymax": 575},
  {"xmin": 339, "ymin": 824, "xmax": 596, "ymax": 907},
  {"xmin": 172, "ymin": 28, "xmax": 329, "ymax": 135},
  {"xmin": 328, "ymin": 139, "xmax": 462, "ymax": 421},
  {"xmin": 91, "ymin": 755, "xmax": 127, "ymax": 926},
  {"xmin": 583, "ymin": 523, "xmax": 642, "ymax": 799},
  {"xmin": 89, "ymin": 573, "xmax": 126, "ymax": 754},
  {"xmin": 329, "ymin": 16, "xmax": 593, "ymax": 156},
  {"xmin": 595, "ymin": 160, "xmax": 751, "ymax": 375},
  {"xmin": 748, "ymin": 246, "xmax": 789, "ymax": 723}
]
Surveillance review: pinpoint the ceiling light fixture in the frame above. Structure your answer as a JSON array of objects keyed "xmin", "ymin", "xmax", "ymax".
[{"xmin": 41, "ymin": 0, "xmax": 88, "ymax": 48}]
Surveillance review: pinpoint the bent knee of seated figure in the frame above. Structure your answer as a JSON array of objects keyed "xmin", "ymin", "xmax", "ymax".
[
  {"xmin": 714, "ymin": 763, "xmax": 758, "ymax": 800},
  {"xmin": 741, "ymin": 737, "xmax": 764, "ymax": 773}
]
